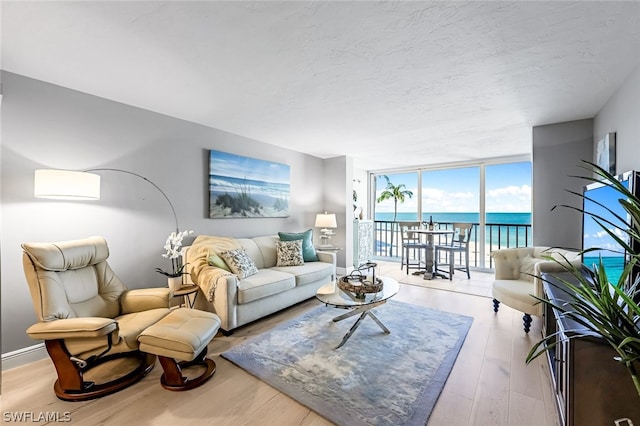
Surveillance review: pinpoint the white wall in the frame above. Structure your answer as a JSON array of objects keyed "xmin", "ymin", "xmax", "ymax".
[
  {"xmin": 594, "ymin": 63, "xmax": 640, "ymax": 174},
  {"xmin": 0, "ymin": 72, "xmax": 327, "ymax": 354}
]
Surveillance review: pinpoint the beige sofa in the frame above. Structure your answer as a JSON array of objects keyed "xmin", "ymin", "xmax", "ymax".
[{"xmin": 184, "ymin": 235, "xmax": 336, "ymax": 334}]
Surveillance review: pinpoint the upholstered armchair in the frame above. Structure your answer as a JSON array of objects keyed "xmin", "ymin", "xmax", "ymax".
[
  {"xmin": 22, "ymin": 236, "xmax": 172, "ymax": 401},
  {"xmin": 491, "ymin": 246, "xmax": 581, "ymax": 332}
]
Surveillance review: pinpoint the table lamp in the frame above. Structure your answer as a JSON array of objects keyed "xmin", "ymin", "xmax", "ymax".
[{"xmin": 315, "ymin": 212, "xmax": 337, "ymax": 247}]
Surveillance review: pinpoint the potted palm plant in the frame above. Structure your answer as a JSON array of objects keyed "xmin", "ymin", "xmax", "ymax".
[{"xmin": 526, "ymin": 161, "xmax": 640, "ymax": 398}]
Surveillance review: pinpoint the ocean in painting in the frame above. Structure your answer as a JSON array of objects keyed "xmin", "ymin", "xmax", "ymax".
[{"xmin": 209, "ymin": 174, "xmax": 290, "ymax": 218}]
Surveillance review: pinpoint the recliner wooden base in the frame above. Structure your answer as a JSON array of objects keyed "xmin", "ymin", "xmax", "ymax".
[{"xmin": 46, "ymin": 339, "xmax": 156, "ymax": 402}]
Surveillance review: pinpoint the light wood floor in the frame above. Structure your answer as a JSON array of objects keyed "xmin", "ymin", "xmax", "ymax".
[{"xmin": 2, "ymin": 263, "xmax": 560, "ymax": 426}]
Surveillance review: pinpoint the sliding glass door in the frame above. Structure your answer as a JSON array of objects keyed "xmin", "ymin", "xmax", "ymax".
[{"xmin": 371, "ymin": 159, "xmax": 531, "ymax": 268}]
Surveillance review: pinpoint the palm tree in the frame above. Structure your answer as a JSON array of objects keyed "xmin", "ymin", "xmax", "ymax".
[
  {"xmin": 376, "ymin": 175, "xmax": 414, "ymax": 221},
  {"xmin": 376, "ymin": 175, "xmax": 414, "ymax": 256}
]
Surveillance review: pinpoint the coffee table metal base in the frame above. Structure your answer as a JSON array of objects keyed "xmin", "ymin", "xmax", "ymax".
[{"xmin": 330, "ymin": 300, "xmax": 390, "ymax": 349}]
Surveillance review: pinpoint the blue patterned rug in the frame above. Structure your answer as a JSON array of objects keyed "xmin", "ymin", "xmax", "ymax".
[{"xmin": 221, "ymin": 300, "xmax": 473, "ymax": 426}]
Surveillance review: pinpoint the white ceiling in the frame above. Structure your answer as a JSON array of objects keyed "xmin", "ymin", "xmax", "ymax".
[{"xmin": 2, "ymin": 1, "xmax": 640, "ymax": 171}]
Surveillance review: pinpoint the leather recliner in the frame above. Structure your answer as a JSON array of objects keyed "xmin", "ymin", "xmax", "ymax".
[{"xmin": 22, "ymin": 236, "xmax": 174, "ymax": 401}]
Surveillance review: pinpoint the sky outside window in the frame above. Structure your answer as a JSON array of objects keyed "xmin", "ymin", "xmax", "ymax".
[
  {"xmin": 485, "ymin": 162, "xmax": 532, "ymax": 213},
  {"xmin": 422, "ymin": 167, "xmax": 479, "ymax": 213},
  {"xmin": 374, "ymin": 161, "xmax": 532, "ymax": 220}
]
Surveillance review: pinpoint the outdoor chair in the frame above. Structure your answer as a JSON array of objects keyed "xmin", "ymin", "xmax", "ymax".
[
  {"xmin": 434, "ymin": 223, "xmax": 472, "ymax": 280},
  {"xmin": 399, "ymin": 221, "xmax": 428, "ymax": 274}
]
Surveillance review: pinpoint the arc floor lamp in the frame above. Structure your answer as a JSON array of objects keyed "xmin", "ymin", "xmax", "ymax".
[{"xmin": 33, "ymin": 168, "xmax": 179, "ymax": 232}]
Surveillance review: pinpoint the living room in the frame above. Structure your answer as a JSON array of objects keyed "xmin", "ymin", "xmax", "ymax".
[{"xmin": 2, "ymin": 2, "xmax": 640, "ymax": 425}]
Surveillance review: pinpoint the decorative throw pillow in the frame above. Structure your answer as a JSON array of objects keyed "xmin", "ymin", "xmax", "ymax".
[
  {"xmin": 276, "ymin": 239, "xmax": 304, "ymax": 267},
  {"xmin": 278, "ymin": 229, "xmax": 318, "ymax": 262},
  {"xmin": 218, "ymin": 248, "xmax": 259, "ymax": 279},
  {"xmin": 207, "ymin": 251, "xmax": 231, "ymax": 272}
]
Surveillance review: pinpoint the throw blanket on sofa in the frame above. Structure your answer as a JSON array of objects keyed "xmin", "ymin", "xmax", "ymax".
[{"xmin": 189, "ymin": 235, "xmax": 239, "ymax": 302}]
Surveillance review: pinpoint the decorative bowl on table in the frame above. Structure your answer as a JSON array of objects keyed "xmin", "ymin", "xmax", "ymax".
[{"xmin": 338, "ymin": 262, "xmax": 383, "ymax": 299}]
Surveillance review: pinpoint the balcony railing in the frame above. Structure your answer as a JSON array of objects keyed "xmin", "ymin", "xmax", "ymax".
[{"xmin": 373, "ymin": 220, "xmax": 532, "ymax": 269}]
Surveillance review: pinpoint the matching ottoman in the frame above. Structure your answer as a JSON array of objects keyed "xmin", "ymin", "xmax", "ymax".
[{"xmin": 138, "ymin": 308, "xmax": 221, "ymax": 391}]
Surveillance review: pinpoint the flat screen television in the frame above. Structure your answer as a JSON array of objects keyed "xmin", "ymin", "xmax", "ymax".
[{"xmin": 582, "ymin": 170, "xmax": 640, "ymax": 288}]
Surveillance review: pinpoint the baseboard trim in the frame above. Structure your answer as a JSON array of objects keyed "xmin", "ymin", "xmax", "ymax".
[{"xmin": 2, "ymin": 343, "xmax": 47, "ymax": 371}]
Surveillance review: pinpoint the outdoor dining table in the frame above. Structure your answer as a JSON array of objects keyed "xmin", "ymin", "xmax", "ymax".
[{"xmin": 412, "ymin": 228, "xmax": 455, "ymax": 280}]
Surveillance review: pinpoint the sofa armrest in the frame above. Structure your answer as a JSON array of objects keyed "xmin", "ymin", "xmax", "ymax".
[
  {"xmin": 316, "ymin": 250, "xmax": 336, "ymax": 266},
  {"xmin": 316, "ymin": 250, "xmax": 337, "ymax": 279},
  {"xmin": 190, "ymin": 264, "xmax": 238, "ymax": 331},
  {"xmin": 26, "ymin": 317, "xmax": 117, "ymax": 340},
  {"xmin": 120, "ymin": 287, "xmax": 171, "ymax": 314},
  {"xmin": 534, "ymin": 258, "xmax": 583, "ymax": 299}
]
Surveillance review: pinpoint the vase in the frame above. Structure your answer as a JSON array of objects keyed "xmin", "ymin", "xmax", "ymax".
[{"xmin": 168, "ymin": 276, "xmax": 183, "ymax": 291}]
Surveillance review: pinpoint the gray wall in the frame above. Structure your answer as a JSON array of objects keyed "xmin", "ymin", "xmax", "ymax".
[
  {"xmin": 0, "ymin": 72, "xmax": 329, "ymax": 354},
  {"xmin": 532, "ymin": 119, "xmax": 593, "ymax": 249},
  {"xmin": 322, "ymin": 156, "xmax": 353, "ymax": 272},
  {"xmin": 594, "ymin": 63, "xmax": 640, "ymax": 175},
  {"xmin": 532, "ymin": 62, "xmax": 640, "ymax": 249}
]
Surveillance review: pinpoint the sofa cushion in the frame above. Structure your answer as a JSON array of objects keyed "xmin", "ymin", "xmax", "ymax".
[
  {"xmin": 278, "ymin": 229, "xmax": 318, "ymax": 262},
  {"xmin": 276, "ymin": 239, "xmax": 304, "ymax": 266},
  {"xmin": 271, "ymin": 261, "xmax": 334, "ymax": 286},
  {"xmin": 219, "ymin": 248, "xmax": 259, "ymax": 279},
  {"xmin": 241, "ymin": 237, "xmax": 270, "ymax": 269},
  {"xmin": 237, "ymin": 269, "xmax": 296, "ymax": 304}
]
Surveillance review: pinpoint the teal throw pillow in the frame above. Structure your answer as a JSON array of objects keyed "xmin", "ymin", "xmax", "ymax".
[{"xmin": 278, "ymin": 229, "xmax": 318, "ymax": 262}]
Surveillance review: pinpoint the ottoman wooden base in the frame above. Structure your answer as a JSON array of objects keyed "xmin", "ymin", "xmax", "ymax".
[
  {"xmin": 158, "ymin": 348, "xmax": 216, "ymax": 391},
  {"xmin": 138, "ymin": 308, "xmax": 221, "ymax": 391}
]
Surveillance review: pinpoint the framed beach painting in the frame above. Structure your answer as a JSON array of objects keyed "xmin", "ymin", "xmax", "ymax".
[
  {"xmin": 209, "ymin": 150, "xmax": 290, "ymax": 218},
  {"xmin": 596, "ymin": 132, "xmax": 616, "ymax": 175}
]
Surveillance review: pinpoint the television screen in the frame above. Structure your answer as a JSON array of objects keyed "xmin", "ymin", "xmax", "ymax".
[{"xmin": 582, "ymin": 171, "xmax": 638, "ymax": 286}]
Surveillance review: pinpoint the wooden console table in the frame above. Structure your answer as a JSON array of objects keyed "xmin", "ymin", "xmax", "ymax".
[{"xmin": 542, "ymin": 272, "xmax": 640, "ymax": 425}]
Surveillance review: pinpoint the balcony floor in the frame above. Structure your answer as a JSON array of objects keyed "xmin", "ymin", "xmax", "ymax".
[{"xmin": 375, "ymin": 259, "xmax": 494, "ymax": 299}]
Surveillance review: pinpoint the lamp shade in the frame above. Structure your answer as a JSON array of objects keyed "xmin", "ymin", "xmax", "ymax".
[
  {"xmin": 315, "ymin": 213, "xmax": 337, "ymax": 228},
  {"xmin": 34, "ymin": 169, "xmax": 101, "ymax": 200}
]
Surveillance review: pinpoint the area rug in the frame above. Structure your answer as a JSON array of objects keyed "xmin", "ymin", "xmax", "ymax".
[{"xmin": 221, "ymin": 300, "xmax": 473, "ymax": 426}]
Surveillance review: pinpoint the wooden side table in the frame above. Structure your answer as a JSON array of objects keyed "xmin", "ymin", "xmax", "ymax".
[{"xmin": 172, "ymin": 284, "xmax": 199, "ymax": 309}]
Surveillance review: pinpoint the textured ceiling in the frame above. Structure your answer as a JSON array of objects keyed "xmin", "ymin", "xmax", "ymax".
[{"xmin": 2, "ymin": 1, "xmax": 640, "ymax": 171}]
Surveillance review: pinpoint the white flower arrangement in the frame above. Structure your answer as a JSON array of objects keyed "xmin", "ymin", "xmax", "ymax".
[{"xmin": 155, "ymin": 229, "xmax": 194, "ymax": 277}]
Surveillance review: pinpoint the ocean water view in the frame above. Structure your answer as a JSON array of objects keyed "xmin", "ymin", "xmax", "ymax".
[
  {"xmin": 373, "ymin": 212, "xmax": 532, "ymax": 259},
  {"xmin": 374, "ymin": 212, "xmax": 531, "ymax": 224},
  {"xmin": 583, "ymin": 255, "xmax": 625, "ymax": 286}
]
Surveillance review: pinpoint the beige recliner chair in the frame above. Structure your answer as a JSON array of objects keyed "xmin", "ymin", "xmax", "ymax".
[
  {"xmin": 491, "ymin": 246, "xmax": 581, "ymax": 332},
  {"xmin": 22, "ymin": 236, "xmax": 220, "ymax": 400}
]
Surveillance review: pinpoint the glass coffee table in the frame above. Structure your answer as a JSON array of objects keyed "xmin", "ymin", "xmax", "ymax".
[{"xmin": 315, "ymin": 276, "xmax": 399, "ymax": 349}]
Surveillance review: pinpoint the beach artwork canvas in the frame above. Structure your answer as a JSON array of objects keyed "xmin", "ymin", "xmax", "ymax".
[
  {"xmin": 209, "ymin": 150, "xmax": 290, "ymax": 218},
  {"xmin": 596, "ymin": 132, "xmax": 616, "ymax": 175}
]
